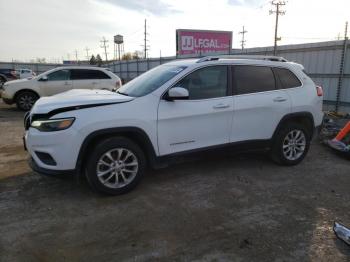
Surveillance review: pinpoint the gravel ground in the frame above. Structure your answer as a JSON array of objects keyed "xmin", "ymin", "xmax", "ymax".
[{"xmin": 0, "ymin": 101, "xmax": 350, "ymax": 262}]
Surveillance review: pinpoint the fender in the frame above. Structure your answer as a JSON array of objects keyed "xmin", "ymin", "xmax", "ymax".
[
  {"xmin": 75, "ymin": 127, "xmax": 158, "ymax": 173},
  {"xmin": 272, "ymin": 111, "xmax": 315, "ymax": 140}
]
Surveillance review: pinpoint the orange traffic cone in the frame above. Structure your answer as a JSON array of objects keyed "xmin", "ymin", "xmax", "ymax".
[
  {"xmin": 327, "ymin": 121, "xmax": 350, "ymax": 152},
  {"xmin": 335, "ymin": 121, "xmax": 350, "ymax": 141}
]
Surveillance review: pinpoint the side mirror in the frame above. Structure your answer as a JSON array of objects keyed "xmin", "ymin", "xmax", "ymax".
[
  {"xmin": 166, "ymin": 87, "xmax": 189, "ymax": 101},
  {"xmin": 39, "ymin": 75, "xmax": 48, "ymax": 81}
]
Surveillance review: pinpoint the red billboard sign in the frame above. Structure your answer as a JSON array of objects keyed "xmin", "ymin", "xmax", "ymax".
[{"xmin": 176, "ymin": 29, "xmax": 232, "ymax": 57}]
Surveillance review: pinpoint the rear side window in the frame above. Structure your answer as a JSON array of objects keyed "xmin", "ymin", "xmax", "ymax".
[
  {"xmin": 71, "ymin": 69, "xmax": 111, "ymax": 80},
  {"xmin": 233, "ymin": 65, "xmax": 275, "ymax": 95},
  {"xmin": 273, "ymin": 68, "xmax": 301, "ymax": 89}
]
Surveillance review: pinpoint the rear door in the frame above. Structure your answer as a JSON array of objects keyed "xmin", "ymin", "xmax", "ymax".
[
  {"xmin": 230, "ymin": 65, "xmax": 291, "ymax": 142},
  {"xmin": 71, "ymin": 69, "xmax": 99, "ymax": 90},
  {"xmin": 40, "ymin": 69, "xmax": 72, "ymax": 96},
  {"xmin": 96, "ymin": 70, "xmax": 114, "ymax": 90}
]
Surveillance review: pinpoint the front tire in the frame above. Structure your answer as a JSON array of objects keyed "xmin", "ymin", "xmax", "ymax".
[
  {"xmin": 85, "ymin": 137, "xmax": 146, "ymax": 195},
  {"xmin": 16, "ymin": 91, "xmax": 39, "ymax": 111},
  {"xmin": 270, "ymin": 122, "xmax": 311, "ymax": 165}
]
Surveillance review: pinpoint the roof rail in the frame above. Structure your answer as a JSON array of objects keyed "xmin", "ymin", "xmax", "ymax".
[{"xmin": 196, "ymin": 55, "xmax": 288, "ymax": 63}]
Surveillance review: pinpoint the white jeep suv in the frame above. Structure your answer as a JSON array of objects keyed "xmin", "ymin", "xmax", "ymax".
[
  {"xmin": 1, "ymin": 66, "xmax": 121, "ymax": 111},
  {"xmin": 24, "ymin": 56, "xmax": 324, "ymax": 195}
]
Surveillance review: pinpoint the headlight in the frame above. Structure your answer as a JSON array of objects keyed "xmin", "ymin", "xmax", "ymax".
[{"xmin": 31, "ymin": 117, "xmax": 75, "ymax": 132}]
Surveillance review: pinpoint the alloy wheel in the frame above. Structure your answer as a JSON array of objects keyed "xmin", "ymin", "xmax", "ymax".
[
  {"xmin": 282, "ymin": 129, "xmax": 306, "ymax": 161},
  {"xmin": 96, "ymin": 148, "xmax": 139, "ymax": 189},
  {"xmin": 19, "ymin": 95, "xmax": 35, "ymax": 110}
]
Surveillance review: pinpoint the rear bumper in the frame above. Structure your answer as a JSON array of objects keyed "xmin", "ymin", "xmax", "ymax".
[{"xmin": 28, "ymin": 157, "xmax": 76, "ymax": 176}]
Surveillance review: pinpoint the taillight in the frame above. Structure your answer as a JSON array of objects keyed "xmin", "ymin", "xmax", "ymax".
[
  {"xmin": 10, "ymin": 70, "xmax": 17, "ymax": 77},
  {"xmin": 316, "ymin": 85, "xmax": 323, "ymax": 97}
]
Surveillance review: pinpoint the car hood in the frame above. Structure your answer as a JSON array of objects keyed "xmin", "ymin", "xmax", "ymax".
[
  {"xmin": 30, "ymin": 89, "xmax": 134, "ymax": 114},
  {"xmin": 5, "ymin": 78, "xmax": 32, "ymax": 85}
]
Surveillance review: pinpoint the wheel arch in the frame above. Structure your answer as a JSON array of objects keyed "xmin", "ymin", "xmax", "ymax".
[
  {"xmin": 272, "ymin": 112, "xmax": 315, "ymax": 140},
  {"xmin": 76, "ymin": 127, "xmax": 158, "ymax": 174},
  {"xmin": 14, "ymin": 89, "xmax": 40, "ymax": 101}
]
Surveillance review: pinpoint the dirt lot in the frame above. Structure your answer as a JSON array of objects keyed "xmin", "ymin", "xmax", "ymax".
[{"xmin": 1, "ymin": 101, "xmax": 350, "ymax": 262}]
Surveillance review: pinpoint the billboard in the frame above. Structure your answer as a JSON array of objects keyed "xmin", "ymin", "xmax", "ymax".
[{"xmin": 176, "ymin": 29, "xmax": 232, "ymax": 57}]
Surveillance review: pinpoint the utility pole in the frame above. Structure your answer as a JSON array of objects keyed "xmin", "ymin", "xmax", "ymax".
[
  {"xmin": 74, "ymin": 50, "xmax": 78, "ymax": 62},
  {"xmin": 239, "ymin": 26, "xmax": 248, "ymax": 51},
  {"xmin": 85, "ymin": 47, "xmax": 90, "ymax": 60},
  {"xmin": 144, "ymin": 19, "xmax": 148, "ymax": 59},
  {"xmin": 100, "ymin": 37, "xmax": 109, "ymax": 61},
  {"xmin": 270, "ymin": 0, "xmax": 286, "ymax": 56}
]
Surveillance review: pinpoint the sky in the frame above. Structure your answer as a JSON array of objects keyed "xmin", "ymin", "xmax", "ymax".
[{"xmin": 0, "ymin": 0, "xmax": 349, "ymax": 62}]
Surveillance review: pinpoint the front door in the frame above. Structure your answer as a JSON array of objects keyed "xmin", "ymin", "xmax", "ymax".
[
  {"xmin": 157, "ymin": 65, "xmax": 233, "ymax": 156},
  {"xmin": 40, "ymin": 69, "xmax": 73, "ymax": 96}
]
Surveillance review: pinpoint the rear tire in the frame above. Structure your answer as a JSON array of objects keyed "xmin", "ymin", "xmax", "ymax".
[
  {"xmin": 85, "ymin": 137, "xmax": 146, "ymax": 195},
  {"xmin": 16, "ymin": 91, "xmax": 39, "ymax": 111},
  {"xmin": 270, "ymin": 122, "xmax": 311, "ymax": 165}
]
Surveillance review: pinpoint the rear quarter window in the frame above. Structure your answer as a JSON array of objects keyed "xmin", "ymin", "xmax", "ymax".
[{"xmin": 274, "ymin": 68, "xmax": 302, "ymax": 89}]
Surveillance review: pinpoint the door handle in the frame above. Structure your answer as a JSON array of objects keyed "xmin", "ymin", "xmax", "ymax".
[
  {"xmin": 92, "ymin": 82, "xmax": 98, "ymax": 85},
  {"xmin": 213, "ymin": 103, "xmax": 230, "ymax": 109},
  {"xmin": 273, "ymin": 97, "xmax": 287, "ymax": 102},
  {"xmin": 64, "ymin": 81, "xmax": 70, "ymax": 86}
]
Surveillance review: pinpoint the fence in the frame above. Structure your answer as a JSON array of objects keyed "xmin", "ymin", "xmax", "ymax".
[
  {"xmin": 1, "ymin": 40, "xmax": 349, "ymax": 112},
  {"xmin": 0, "ymin": 62, "xmax": 63, "ymax": 75},
  {"xmin": 104, "ymin": 40, "xmax": 350, "ymax": 112}
]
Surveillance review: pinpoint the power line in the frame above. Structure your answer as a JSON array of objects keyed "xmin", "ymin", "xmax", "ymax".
[
  {"xmin": 100, "ymin": 37, "xmax": 109, "ymax": 61},
  {"xmin": 239, "ymin": 26, "xmax": 248, "ymax": 51},
  {"xmin": 269, "ymin": 0, "xmax": 286, "ymax": 55},
  {"xmin": 85, "ymin": 47, "xmax": 90, "ymax": 60}
]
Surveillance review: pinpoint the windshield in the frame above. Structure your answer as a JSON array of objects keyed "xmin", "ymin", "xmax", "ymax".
[{"xmin": 117, "ymin": 64, "xmax": 187, "ymax": 97}]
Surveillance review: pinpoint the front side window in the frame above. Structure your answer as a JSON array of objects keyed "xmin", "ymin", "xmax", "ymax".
[
  {"xmin": 71, "ymin": 69, "xmax": 111, "ymax": 80},
  {"xmin": 47, "ymin": 69, "xmax": 70, "ymax": 81},
  {"xmin": 274, "ymin": 68, "xmax": 302, "ymax": 89},
  {"xmin": 176, "ymin": 66, "xmax": 228, "ymax": 100},
  {"xmin": 117, "ymin": 65, "xmax": 187, "ymax": 97},
  {"xmin": 233, "ymin": 65, "xmax": 275, "ymax": 95}
]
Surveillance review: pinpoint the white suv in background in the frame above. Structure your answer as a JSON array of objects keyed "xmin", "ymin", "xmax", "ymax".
[
  {"xmin": 1, "ymin": 66, "xmax": 122, "ymax": 110},
  {"xmin": 24, "ymin": 56, "xmax": 324, "ymax": 195},
  {"xmin": 17, "ymin": 68, "xmax": 36, "ymax": 79}
]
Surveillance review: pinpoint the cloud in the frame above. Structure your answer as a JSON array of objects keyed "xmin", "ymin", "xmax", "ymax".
[
  {"xmin": 228, "ymin": 0, "xmax": 265, "ymax": 6},
  {"xmin": 99, "ymin": 0, "xmax": 181, "ymax": 16}
]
